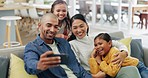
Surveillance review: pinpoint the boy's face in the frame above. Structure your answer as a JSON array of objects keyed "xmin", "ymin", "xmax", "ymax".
[{"xmin": 94, "ymin": 38, "xmax": 112, "ymax": 56}]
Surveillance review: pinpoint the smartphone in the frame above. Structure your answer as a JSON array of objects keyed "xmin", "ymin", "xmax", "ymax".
[{"xmin": 47, "ymin": 54, "xmax": 68, "ymax": 64}]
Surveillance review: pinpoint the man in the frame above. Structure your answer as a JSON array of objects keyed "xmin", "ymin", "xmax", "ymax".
[{"xmin": 24, "ymin": 13, "xmax": 92, "ymax": 78}]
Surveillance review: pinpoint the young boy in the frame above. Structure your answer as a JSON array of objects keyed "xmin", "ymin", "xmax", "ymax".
[{"xmin": 89, "ymin": 33, "xmax": 148, "ymax": 78}]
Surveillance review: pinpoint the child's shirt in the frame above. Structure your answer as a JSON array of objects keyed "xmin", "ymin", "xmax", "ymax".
[{"xmin": 89, "ymin": 47, "xmax": 139, "ymax": 77}]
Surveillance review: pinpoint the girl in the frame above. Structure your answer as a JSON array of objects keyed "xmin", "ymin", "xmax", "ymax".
[
  {"xmin": 89, "ymin": 33, "xmax": 148, "ymax": 78},
  {"xmin": 51, "ymin": 0, "xmax": 71, "ymax": 40}
]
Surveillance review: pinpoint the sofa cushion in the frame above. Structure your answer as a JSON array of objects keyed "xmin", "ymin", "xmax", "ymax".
[
  {"xmin": 9, "ymin": 54, "xmax": 37, "ymax": 78},
  {"xmin": 0, "ymin": 56, "xmax": 9, "ymax": 78},
  {"xmin": 118, "ymin": 37, "xmax": 132, "ymax": 56},
  {"xmin": 111, "ymin": 37, "xmax": 132, "ymax": 55},
  {"xmin": 111, "ymin": 37, "xmax": 144, "ymax": 62},
  {"xmin": 130, "ymin": 39, "xmax": 144, "ymax": 63}
]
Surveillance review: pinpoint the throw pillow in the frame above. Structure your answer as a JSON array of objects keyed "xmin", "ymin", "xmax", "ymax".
[
  {"xmin": 0, "ymin": 56, "xmax": 9, "ymax": 78},
  {"xmin": 118, "ymin": 37, "xmax": 132, "ymax": 56},
  {"xmin": 9, "ymin": 54, "xmax": 37, "ymax": 78},
  {"xmin": 130, "ymin": 39, "xmax": 144, "ymax": 63}
]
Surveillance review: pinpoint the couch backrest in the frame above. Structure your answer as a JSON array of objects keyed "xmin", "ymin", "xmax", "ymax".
[
  {"xmin": 0, "ymin": 46, "xmax": 25, "ymax": 59},
  {"xmin": 109, "ymin": 31, "xmax": 124, "ymax": 39}
]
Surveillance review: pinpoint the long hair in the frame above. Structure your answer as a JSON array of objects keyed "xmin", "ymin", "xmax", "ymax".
[
  {"xmin": 68, "ymin": 14, "xmax": 89, "ymax": 41},
  {"xmin": 51, "ymin": 0, "xmax": 70, "ymax": 30}
]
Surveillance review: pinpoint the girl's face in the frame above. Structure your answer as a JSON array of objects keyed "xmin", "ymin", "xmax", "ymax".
[
  {"xmin": 94, "ymin": 38, "xmax": 112, "ymax": 56},
  {"xmin": 72, "ymin": 19, "xmax": 88, "ymax": 39},
  {"xmin": 53, "ymin": 3, "xmax": 67, "ymax": 21}
]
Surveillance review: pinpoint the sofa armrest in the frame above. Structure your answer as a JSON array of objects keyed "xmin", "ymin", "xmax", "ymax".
[{"xmin": 143, "ymin": 46, "xmax": 148, "ymax": 67}]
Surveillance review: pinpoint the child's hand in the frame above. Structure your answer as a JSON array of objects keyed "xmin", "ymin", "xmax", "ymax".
[
  {"xmin": 90, "ymin": 48, "xmax": 97, "ymax": 58},
  {"xmin": 92, "ymin": 71, "xmax": 106, "ymax": 78}
]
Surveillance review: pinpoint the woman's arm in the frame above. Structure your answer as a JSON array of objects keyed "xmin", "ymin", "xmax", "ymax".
[
  {"xmin": 112, "ymin": 40, "xmax": 128, "ymax": 52},
  {"xmin": 111, "ymin": 40, "xmax": 128, "ymax": 66},
  {"xmin": 111, "ymin": 50, "xmax": 128, "ymax": 66}
]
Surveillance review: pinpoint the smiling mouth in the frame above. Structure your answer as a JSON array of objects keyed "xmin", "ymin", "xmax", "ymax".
[
  {"xmin": 77, "ymin": 32, "xmax": 83, "ymax": 36},
  {"xmin": 59, "ymin": 16, "xmax": 64, "ymax": 19},
  {"xmin": 96, "ymin": 48, "xmax": 103, "ymax": 54},
  {"xmin": 59, "ymin": 16, "xmax": 64, "ymax": 18},
  {"xmin": 46, "ymin": 31, "xmax": 54, "ymax": 36}
]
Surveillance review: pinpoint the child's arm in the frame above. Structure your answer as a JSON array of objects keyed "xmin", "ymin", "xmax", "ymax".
[
  {"xmin": 89, "ymin": 48, "xmax": 100, "ymax": 74},
  {"xmin": 99, "ymin": 47, "xmax": 121, "ymax": 77},
  {"xmin": 92, "ymin": 71, "xmax": 106, "ymax": 78},
  {"xmin": 90, "ymin": 48, "xmax": 102, "ymax": 64},
  {"xmin": 95, "ymin": 55, "xmax": 102, "ymax": 64},
  {"xmin": 89, "ymin": 57, "xmax": 100, "ymax": 74}
]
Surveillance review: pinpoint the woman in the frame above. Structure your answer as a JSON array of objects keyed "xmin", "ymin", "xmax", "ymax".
[
  {"xmin": 69, "ymin": 14, "xmax": 141, "ymax": 78},
  {"xmin": 51, "ymin": 0, "xmax": 71, "ymax": 40}
]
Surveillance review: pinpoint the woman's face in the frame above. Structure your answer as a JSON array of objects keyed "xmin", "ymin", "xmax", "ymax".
[
  {"xmin": 72, "ymin": 19, "xmax": 88, "ymax": 39},
  {"xmin": 53, "ymin": 3, "xmax": 67, "ymax": 21}
]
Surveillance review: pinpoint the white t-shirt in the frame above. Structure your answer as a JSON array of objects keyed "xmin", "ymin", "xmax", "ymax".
[{"xmin": 47, "ymin": 41, "xmax": 77, "ymax": 78}]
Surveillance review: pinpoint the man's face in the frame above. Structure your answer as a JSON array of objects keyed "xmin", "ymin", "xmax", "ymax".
[{"xmin": 39, "ymin": 17, "xmax": 59, "ymax": 41}]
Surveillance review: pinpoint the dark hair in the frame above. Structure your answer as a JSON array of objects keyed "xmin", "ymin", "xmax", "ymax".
[
  {"xmin": 68, "ymin": 14, "xmax": 89, "ymax": 41},
  {"xmin": 51, "ymin": 0, "xmax": 70, "ymax": 30},
  {"xmin": 94, "ymin": 33, "xmax": 112, "ymax": 42}
]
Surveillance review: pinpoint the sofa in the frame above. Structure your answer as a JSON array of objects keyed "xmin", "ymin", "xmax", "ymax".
[{"xmin": 0, "ymin": 31, "xmax": 148, "ymax": 78}]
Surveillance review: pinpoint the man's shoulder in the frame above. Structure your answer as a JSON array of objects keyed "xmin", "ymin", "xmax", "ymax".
[
  {"xmin": 25, "ymin": 42, "xmax": 33, "ymax": 48},
  {"xmin": 25, "ymin": 39, "xmax": 37, "ymax": 48}
]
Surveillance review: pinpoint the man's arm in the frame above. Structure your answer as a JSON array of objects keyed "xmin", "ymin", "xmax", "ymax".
[{"xmin": 24, "ymin": 43, "xmax": 60, "ymax": 74}]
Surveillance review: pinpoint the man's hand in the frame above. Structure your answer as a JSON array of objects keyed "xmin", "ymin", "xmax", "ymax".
[
  {"xmin": 37, "ymin": 51, "xmax": 61, "ymax": 71},
  {"xmin": 111, "ymin": 51, "xmax": 128, "ymax": 66}
]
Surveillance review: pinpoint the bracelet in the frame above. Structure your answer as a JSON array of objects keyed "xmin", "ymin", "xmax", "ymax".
[
  {"xmin": 121, "ymin": 50, "xmax": 124, "ymax": 52},
  {"xmin": 121, "ymin": 50, "xmax": 128, "ymax": 57}
]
